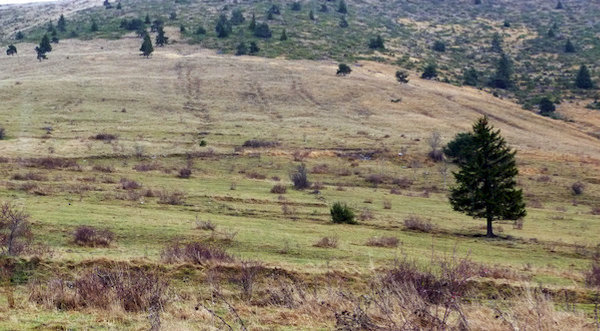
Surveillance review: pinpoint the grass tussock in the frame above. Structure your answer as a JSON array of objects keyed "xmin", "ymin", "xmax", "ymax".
[
  {"xmin": 161, "ymin": 242, "xmax": 233, "ymax": 264},
  {"xmin": 73, "ymin": 226, "xmax": 115, "ymax": 247},
  {"xmin": 365, "ymin": 236, "xmax": 399, "ymax": 248},
  {"xmin": 313, "ymin": 236, "xmax": 338, "ymax": 248},
  {"xmin": 403, "ymin": 215, "xmax": 434, "ymax": 233}
]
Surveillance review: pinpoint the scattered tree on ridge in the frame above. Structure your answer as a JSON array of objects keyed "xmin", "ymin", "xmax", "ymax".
[
  {"xmin": 57, "ymin": 14, "xmax": 66, "ymax": 32},
  {"xmin": 575, "ymin": 65, "xmax": 594, "ymax": 89},
  {"xmin": 336, "ymin": 63, "xmax": 351, "ymax": 76},
  {"xmin": 140, "ymin": 33, "xmax": 154, "ymax": 58},
  {"xmin": 155, "ymin": 26, "xmax": 168, "ymax": 47}
]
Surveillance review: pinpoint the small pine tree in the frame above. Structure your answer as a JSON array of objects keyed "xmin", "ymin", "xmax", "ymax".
[
  {"xmin": 556, "ymin": 1, "xmax": 563, "ymax": 9},
  {"xmin": 254, "ymin": 22, "xmax": 272, "ymax": 38},
  {"xmin": 90, "ymin": 20, "xmax": 99, "ymax": 32},
  {"xmin": 490, "ymin": 53, "xmax": 513, "ymax": 89},
  {"xmin": 268, "ymin": 4, "xmax": 280, "ymax": 15},
  {"xmin": 330, "ymin": 202, "xmax": 356, "ymax": 224},
  {"xmin": 421, "ymin": 63, "xmax": 438, "ymax": 79},
  {"xmin": 491, "ymin": 33, "xmax": 503, "ymax": 53},
  {"xmin": 235, "ymin": 42, "xmax": 247, "ymax": 55},
  {"xmin": 249, "ymin": 41, "xmax": 260, "ymax": 54},
  {"xmin": 291, "ymin": 2, "xmax": 301, "ymax": 11},
  {"xmin": 249, "ymin": 14, "xmax": 256, "ymax": 30},
  {"xmin": 57, "ymin": 14, "xmax": 66, "ymax": 32},
  {"xmin": 503, "ymin": 20, "xmax": 511, "ymax": 28},
  {"xmin": 280, "ymin": 29, "xmax": 288, "ymax": 41},
  {"xmin": 116, "ymin": 2, "xmax": 122, "ymax": 9},
  {"xmin": 432, "ymin": 40, "xmax": 446, "ymax": 52},
  {"xmin": 6, "ymin": 45, "xmax": 17, "ymax": 56},
  {"xmin": 155, "ymin": 26, "xmax": 168, "ymax": 47},
  {"xmin": 337, "ymin": 0, "xmax": 347, "ymax": 13},
  {"xmin": 564, "ymin": 39, "xmax": 575, "ymax": 53},
  {"xmin": 47, "ymin": 20, "xmax": 54, "ymax": 32},
  {"xmin": 575, "ymin": 65, "xmax": 593, "ymax": 89},
  {"xmin": 140, "ymin": 34, "xmax": 154, "ymax": 58},
  {"xmin": 463, "ymin": 68, "xmax": 479, "ymax": 86},
  {"xmin": 449, "ymin": 117, "xmax": 526, "ymax": 238},
  {"xmin": 39, "ymin": 34, "xmax": 52, "ymax": 54},
  {"xmin": 395, "ymin": 70, "xmax": 409, "ymax": 83},
  {"xmin": 169, "ymin": 12, "xmax": 177, "ymax": 20},
  {"xmin": 336, "ymin": 63, "xmax": 351, "ymax": 76},
  {"xmin": 309, "ymin": 10, "xmax": 315, "ymax": 20},
  {"xmin": 231, "ymin": 9, "xmax": 245, "ymax": 25},
  {"xmin": 215, "ymin": 14, "xmax": 232, "ymax": 38},
  {"xmin": 339, "ymin": 16, "xmax": 348, "ymax": 28},
  {"xmin": 538, "ymin": 97, "xmax": 556, "ymax": 116},
  {"xmin": 196, "ymin": 26, "xmax": 206, "ymax": 35},
  {"xmin": 144, "ymin": 14, "xmax": 151, "ymax": 25},
  {"xmin": 368, "ymin": 35, "xmax": 384, "ymax": 49},
  {"xmin": 319, "ymin": 4, "xmax": 328, "ymax": 12},
  {"xmin": 474, "ymin": 0, "xmax": 481, "ymax": 4},
  {"xmin": 15, "ymin": 31, "xmax": 24, "ymax": 40},
  {"xmin": 180, "ymin": 25, "xmax": 186, "ymax": 33},
  {"xmin": 267, "ymin": 11, "xmax": 274, "ymax": 20},
  {"xmin": 547, "ymin": 27, "xmax": 555, "ymax": 38}
]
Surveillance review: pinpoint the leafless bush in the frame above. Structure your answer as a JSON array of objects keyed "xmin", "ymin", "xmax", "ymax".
[
  {"xmin": 383, "ymin": 200, "xmax": 392, "ymax": 209},
  {"xmin": 427, "ymin": 131, "xmax": 443, "ymax": 162},
  {"xmin": 365, "ymin": 174, "xmax": 386, "ymax": 186},
  {"xmin": 158, "ymin": 190, "xmax": 185, "ymax": 205},
  {"xmin": 311, "ymin": 182, "xmax": 324, "ymax": 190},
  {"xmin": 403, "ymin": 215, "xmax": 434, "ymax": 232},
  {"xmin": 390, "ymin": 188, "xmax": 401, "ymax": 195},
  {"xmin": 120, "ymin": 178, "xmax": 141, "ymax": 190},
  {"xmin": 591, "ymin": 207, "xmax": 600, "ymax": 215},
  {"xmin": 11, "ymin": 172, "xmax": 47, "ymax": 181},
  {"xmin": 133, "ymin": 162, "xmax": 161, "ymax": 172},
  {"xmin": 314, "ymin": 236, "xmax": 338, "ymax": 248},
  {"xmin": 270, "ymin": 184, "xmax": 287, "ymax": 194},
  {"xmin": 359, "ymin": 208, "xmax": 374, "ymax": 221},
  {"xmin": 571, "ymin": 181, "xmax": 585, "ymax": 195},
  {"xmin": 91, "ymin": 133, "xmax": 117, "ymax": 142},
  {"xmin": 246, "ymin": 172, "xmax": 267, "ymax": 180},
  {"xmin": 0, "ymin": 202, "xmax": 32, "ymax": 256},
  {"xmin": 29, "ymin": 265, "xmax": 169, "ymax": 313},
  {"xmin": 290, "ymin": 164, "xmax": 310, "ymax": 190},
  {"xmin": 115, "ymin": 190, "xmax": 142, "ymax": 201},
  {"xmin": 585, "ymin": 256, "xmax": 600, "ymax": 288},
  {"xmin": 536, "ymin": 175, "xmax": 551, "ymax": 182},
  {"xmin": 242, "ymin": 140, "xmax": 280, "ymax": 148},
  {"xmin": 365, "ymin": 236, "xmax": 399, "ymax": 248},
  {"xmin": 392, "ymin": 177, "xmax": 413, "ymax": 189},
  {"xmin": 21, "ymin": 157, "xmax": 79, "ymax": 170},
  {"xmin": 177, "ymin": 168, "xmax": 192, "ymax": 179},
  {"xmin": 92, "ymin": 164, "xmax": 114, "ymax": 173},
  {"xmin": 161, "ymin": 242, "xmax": 233, "ymax": 264},
  {"xmin": 196, "ymin": 220, "xmax": 216, "ymax": 231},
  {"xmin": 73, "ymin": 226, "xmax": 115, "ymax": 247},
  {"xmin": 238, "ymin": 261, "xmax": 262, "ymax": 300}
]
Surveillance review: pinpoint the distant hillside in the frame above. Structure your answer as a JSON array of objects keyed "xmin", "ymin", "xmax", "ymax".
[{"xmin": 1, "ymin": 0, "xmax": 599, "ymax": 108}]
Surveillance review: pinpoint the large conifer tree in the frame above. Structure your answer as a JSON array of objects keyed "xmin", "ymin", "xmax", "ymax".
[
  {"xmin": 449, "ymin": 117, "xmax": 526, "ymax": 238},
  {"xmin": 575, "ymin": 65, "xmax": 593, "ymax": 89},
  {"xmin": 140, "ymin": 34, "xmax": 154, "ymax": 57}
]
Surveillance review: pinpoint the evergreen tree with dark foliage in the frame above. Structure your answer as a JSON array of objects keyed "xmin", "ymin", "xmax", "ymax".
[
  {"xmin": 432, "ymin": 40, "xmax": 446, "ymax": 52},
  {"xmin": 336, "ymin": 63, "xmax": 351, "ymax": 76},
  {"xmin": 57, "ymin": 14, "xmax": 66, "ymax": 32},
  {"xmin": 254, "ymin": 22, "xmax": 272, "ymax": 38},
  {"xmin": 215, "ymin": 14, "xmax": 232, "ymax": 38},
  {"xmin": 249, "ymin": 13, "xmax": 256, "ymax": 31},
  {"xmin": 575, "ymin": 65, "xmax": 593, "ymax": 89},
  {"xmin": 15, "ymin": 31, "xmax": 24, "ymax": 40},
  {"xmin": 38, "ymin": 34, "xmax": 52, "ymax": 54},
  {"xmin": 6, "ymin": 45, "xmax": 17, "ymax": 56},
  {"xmin": 449, "ymin": 117, "xmax": 526, "ymax": 238},
  {"xmin": 291, "ymin": 2, "xmax": 301, "ymax": 11},
  {"xmin": 538, "ymin": 97, "xmax": 556, "ymax": 116},
  {"xmin": 231, "ymin": 9, "xmax": 245, "ymax": 25},
  {"xmin": 444, "ymin": 132, "xmax": 474, "ymax": 165},
  {"xmin": 319, "ymin": 4, "xmax": 328, "ymax": 12},
  {"xmin": 474, "ymin": 0, "xmax": 481, "ymax": 4},
  {"xmin": 116, "ymin": 2, "xmax": 121, "ymax": 9},
  {"xmin": 155, "ymin": 26, "xmax": 168, "ymax": 46},
  {"xmin": 196, "ymin": 26, "xmax": 206, "ymax": 35},
  {"xmin": 564, "ymin": 39, "xmax": 575, "ymax": 53},
  {"xmin": 249, "ymin": 41, "xmax": 260, "ymax": 54},
  {"xmin": 490, "ymin": 53, "xmax": 513, "ymax": 89},
  {"xmin": 90, "ymin": 20, "xmax": 99, "ymax": 32},
  {"xmin": 556, "ymin": 1, "xmax": 563, "ymax": 9},
  {"xmin": 47, "ymin": 20, "xmax": 54, "ymax": 32},
  {"xmin": 395, "ymin": 70, "xmax": 409, "ymax": 83},
  {"xmin": 144, "ymin": 14, "xmax": 151, "ymax": 25},
  {"xmin": 368, "ymin": 35, "xmax": 384, "ymax": 49},
  {"xmin": 268, "ymin": 4, "xmax": 280, "ymax": 15},
  {"xmin": 235, "ymin": 42, "xmax": 247, "ymax": 55},
  {"xmin": 309, "ymin": 10, "xmax": 315, "ymax": 20},
  {"xmin": 280, "ymin": 29, "xmax": 288, "ymax": 41},
  {"xmin": 463, "ymin": 67, "xmax": 479, "ymax": 86},
  {"xmin": 491, "ymin": 32, "xmax": 503, "ymax": 53},
  {"xmin": 339, "ymin": 16, "xmax": 348, "ymax": 28},
  {"xmin": 140, "ymin": 33, "xmax": 153, "ymax": 58},
  {"xmin": 50, "ymin": 28, "xmax": 59, "ymax": 44},
  {"xmin": 421, "ymin": 63, "xmax": 437, "ymax": 79},
  {"xmin": 337, "ymin": 0, "xmax": 347, "ymax": 13}
]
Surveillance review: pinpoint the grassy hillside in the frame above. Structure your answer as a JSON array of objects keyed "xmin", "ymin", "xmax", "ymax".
[{"xmin": 0, "ymin": 37, "xmax": 599, "ymax": 329}]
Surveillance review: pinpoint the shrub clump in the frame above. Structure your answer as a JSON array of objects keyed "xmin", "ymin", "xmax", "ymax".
[
  {"xmin": 290, "ymin": 164, "xmax": 310, "ymax": 190},
  {"xmin": 161, "ymin": 242, "xmax": 233, "ymax": 264},
  {"xmin": 120, "ymin": 178, "xmax": 141, "ymax": 190},
  {"xmin": 177, "ymin": 168, "xmax": 192, "ymax": 179},
  {"xmin": 270, "ymin": 184, "xmax": 287, "ymax": 194},
  {"xmin": 330, "ymin": 202, "xmax": 356, "ymax": 224},
  {"xmin": 242, "ymin": 140, "xmax": 280, "ymax": 148},
  {"xmin": 366, "ymin": 236, "xmax": 399, "ymax": 248},
  {"xmin": 91, "ymin": 133, "xmax": 117, "ymax": 142},
  {"xmin": 313, "ymin": 236, "xmax": 338, "ymax": 248},
  {"xmin": 158, "ymin": 190, "xmax": 185, "ymax": 205},
  {"xmin": 403, "ymin": 215, "xmax": 434, "ymax": 233},
  {"xmin": 73, "ymin": 226, "xmax": 114, "ymax": 247},
  {"xmin": 571, "ymin": 181, "xmax": 585, "ymax": 195}
]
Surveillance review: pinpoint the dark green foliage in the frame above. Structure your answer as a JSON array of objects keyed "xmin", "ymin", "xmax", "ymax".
[
  {"xmin": 309, "ymin": 10, "xmax": 315, "ymax": 20},
  {"xmin": 144, "ymin": 14, "xmax": 151, "ymax": 25},
  {"xmin": 140, "ymin": 34, "xmax": 154, "ymax": 57},
  {"xmin": 249, "ymin": 41, "xmax": 260, "ymax": 54},
  {"xmin": 556, "ymin": 1, "xmax": 563, "ymax": 9},
  {"xmin": 368, "ymin": 35, "xmax": 385, "ymax": 49},
  {"xmin": 538, "ymin": 97, "xmax": 556, "ymax": 116},
  {"xmin": 196, "ymin": 26, "xmax": 206, "ymax": 35},
  {"xmin": 443, "ymin": 132, "xmax": 475, "ymax": 165},
  {"xmin": 249, "ymin": 14, "xmax": 256, "ymax": 31},
  {"xmin": 120, "ymin": 19, "xmax": 144, "ymax": 31},
  {"xmin": 215, "ymin": 14, "xmax": 232, "ymax": 38},
  {"xmin": 489, "ymin": 53, "xmax": 513, "ymax": 89},
  {"xmin": 235, "ymin": 42, "xmax": 247, "ymax": 55},
  {"xmin": 474, "ymin": 0, "xmax": 481, "ymax": 4},
  {"xmin": 291, "ymin": 2, "xmax": 301, "ymax": 11},
  {"xmin": 180, "ymin": 25, "xmax": 186, "ymax": 33},
  {"xmin": 90, "ymin": 20, "xmax": 99, "ymax": 32},
  {"xmin": 337, "ymin": 0, "xmax": 347, "ymax": 14},
  {"xmin": 395, "ymin": 70, "xmax": 409, "ymax": 83},
  {"xmin": 449, "ymin": 117, "xmax": 526, "ymax": 238},
  {"xmin": 254, "ymin": 22, "xmax": 272, "ymax": 38},
  {"xmin": 47, "ymin": 20, "xmax": 54, "ymax": 32},
  {"xmin": 50, "ymin": 28, "xmax": 59, "ymax": 44},
  {"xmin": 290, "ymin": 164, "xmax": 310, "ymax": 189},
  {"xmin": 421, "ymin": 63, "xmax": 437, "ymax": 79},
  {"xmin": 432, "ymin": 40, "xmax": 446, "ymax": 52},
  {"xmin": 103, "ymin": 0, "xmax": 112, "ymax": 8},
  {"xmin": 268, "ymin": 4, "xmax": 280, "ymax": 15},
  {"xmin": 155, "ymin": 26, "xmax": 168, "ymax": 47},
  {"xmin": 38, "ymin": 34, "xmax": 52, "ymax": 54},
  {"xmin": 267, "ymin": 11, "xmax": 274, "ymax": 20},
  {"xmin": 6, "ymin": 45, "xmax": 17, "ymax": 56},
  {"xmin": 564, "ymin": 39, "xmax": 575, "ymax": 53},
  {"xmin": 491, "ymin": 33, "xmax": 503, "ymax": 53},
  {"xmin": 547, "ymin": 27, "xmax": 555, "ymax": 38},
  {"xmin": 116, "ymin": 2, "xmax": 121, "ymax": 9},
  {"xmin": 330, "ymin": 202, "xmax": 356, "ymax": 224},
  {"xmin": 575, "ymin": 65, "xmax": 593, "ymax": 89},
  {"xmin": 231, "ymin": 9, "xmax": 245, "ymax": 25},
  {"xmin": 57, "ymin": 14, "xmax": 66, "ymax": 32},
  {"xmin": 169, "ymin": 12, "xmax": 177, "ymax": 20},
  {"xmin": 150, "ymin": 19, "xmax": 163, "ymax": 32},
  {"xmin": 339, "ymin": 16, "xmax": 348, "ymax": 28},
  {"xmin": 336, "ymin": 63, "xmax": 351, "ymax": 76},
  {"xmin": 280, "ymin": 29, "xmax": 288, "ymax": 41},
  {"xmin": 15, "ymin": 31, "xmax": 24, "ymax": 40},
  {"xmin": 503, "ymin": 20, "xmax": 510, "ymax": 28},
  {"xmin": 319, "ymin": 4, "xmax": 328, "ymax": 12},
  {"xmin": 463, "ymin": 68, "xmax": 479, "ymax": 86}
]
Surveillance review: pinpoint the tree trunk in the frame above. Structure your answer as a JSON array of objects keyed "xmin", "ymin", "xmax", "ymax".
[{"xmin": 486, "ymin": 216, "xmax": 495, "ymax": 238}]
